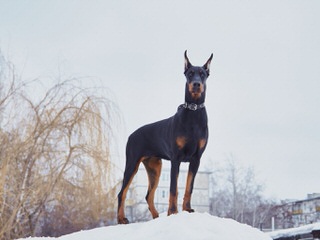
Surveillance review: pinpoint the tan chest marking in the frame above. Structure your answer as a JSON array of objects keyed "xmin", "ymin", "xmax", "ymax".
[
  {"xmin": 199, "ymin": 138, "xmax": 207, "ymax": 149},
  {"xmin": 176, "ymin": 136, "xmax": 187, "ymax": 150}
]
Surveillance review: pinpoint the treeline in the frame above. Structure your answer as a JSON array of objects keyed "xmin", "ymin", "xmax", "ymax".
[
  {"xmin": 209, "ymin": 155, "xmax": 276, "ymax": 229},
  {"xmin": 0, "ymin": 54, "xmax": 118, "ymax": 239}
]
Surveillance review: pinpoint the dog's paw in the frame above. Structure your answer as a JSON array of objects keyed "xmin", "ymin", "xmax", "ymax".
[
  {"xmin": 184, "ymin": 208, "xmax": 195, "ymax": 213},
  {"xmin": 118, "ymin": 217, "xmax": 129, "ymax": 224}
]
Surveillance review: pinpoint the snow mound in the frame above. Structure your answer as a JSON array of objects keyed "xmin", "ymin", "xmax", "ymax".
[{"xmin": 21, "ymin": 212, "xmax": 271, "ymax": 240}]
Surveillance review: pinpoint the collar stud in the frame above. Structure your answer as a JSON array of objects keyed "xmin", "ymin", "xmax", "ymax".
[{"xmin": 181, "ymin": 102, "xmax": 205, "ymax": 111}]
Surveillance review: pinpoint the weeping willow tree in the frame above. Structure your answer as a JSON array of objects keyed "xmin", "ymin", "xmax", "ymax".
[{"xmin": 0, "ymin": 53, "xmax": 118, "ymax": 239}]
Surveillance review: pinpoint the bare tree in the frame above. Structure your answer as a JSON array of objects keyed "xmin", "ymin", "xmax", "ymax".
[
  {"xmin": 209, "ymin": 154, "xmax": 274, "ymax": 228},
  {"xmin": 0, "ymin": 52, "xmax": 118, "ymax": 239}
]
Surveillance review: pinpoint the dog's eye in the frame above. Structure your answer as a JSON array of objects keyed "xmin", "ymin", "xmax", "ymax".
[
  {"xmin": 188, "ymin": 71, "xmax": 194, "ymax": 78},
  {"xmin": 200, "ymin": 71, "xmax": 205, "ymax": 79}
]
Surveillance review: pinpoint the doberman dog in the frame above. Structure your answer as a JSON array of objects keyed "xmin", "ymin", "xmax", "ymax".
[{"xmin": 117, "ymin": 51, "xmax": 213, "ymax": 224}]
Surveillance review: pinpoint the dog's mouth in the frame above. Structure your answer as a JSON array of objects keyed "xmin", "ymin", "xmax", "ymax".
[
  {"xmin": 188, "ymin": 83, "xmax": 204, "ymax": 99},
  {"xmin": 191, "ymin": 92, "xmax": 202, "ymax": 99}
]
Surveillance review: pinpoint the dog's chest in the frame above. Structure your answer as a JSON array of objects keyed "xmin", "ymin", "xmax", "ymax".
[
  {"xmin": 173, "ymin": 125, "xmax": 207, "ymax": 160},
  {"xmin": 175, "ymin": 133, "xmax": 206, "ymax": 149},
  {"xmin": 170, "ymin": 109, "xmax": 208, "ymax": 160}
]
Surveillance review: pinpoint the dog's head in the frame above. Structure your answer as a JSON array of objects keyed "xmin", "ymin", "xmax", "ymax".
[{"xmin": 184, "ymin": 51, "xmax": 213, "ymax": 102}]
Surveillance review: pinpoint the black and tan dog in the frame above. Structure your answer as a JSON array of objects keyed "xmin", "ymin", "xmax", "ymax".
[{"xmin": 117, "ymin": 51, "xmax": 213, "ymax": 224}]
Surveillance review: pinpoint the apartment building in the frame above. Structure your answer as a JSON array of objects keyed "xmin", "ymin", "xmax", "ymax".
[{"xmin": 275, "ymin": 193, "xmax": 320, "ymax": 229}]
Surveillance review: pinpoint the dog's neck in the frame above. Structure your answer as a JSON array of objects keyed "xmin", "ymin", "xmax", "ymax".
[{"xmin": 182, "ymin": 87, "xmax": 206, "ymax": 111}]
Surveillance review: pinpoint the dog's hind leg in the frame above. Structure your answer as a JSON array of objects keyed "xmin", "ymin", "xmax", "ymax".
[
  {"xmin": 143, "ymin": 157, "xmax": 162, "ymax": 219},
  {"xmin": 117, "ymin": 157, "xmax": 144, "ymax": 224}
]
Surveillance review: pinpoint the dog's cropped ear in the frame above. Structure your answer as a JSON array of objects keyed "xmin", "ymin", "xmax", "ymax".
[
  {"xmin": 184, "ymin": 50, "xmax": 192, "ymax": 73},
  {"xmin": 203, "ymin": 53, "xmax": 213, "ymax": 75}
]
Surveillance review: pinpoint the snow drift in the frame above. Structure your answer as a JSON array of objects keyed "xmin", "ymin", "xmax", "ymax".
[{"xmin": 20, "ymin": 212, "xmax": 271, "ymax": 240}]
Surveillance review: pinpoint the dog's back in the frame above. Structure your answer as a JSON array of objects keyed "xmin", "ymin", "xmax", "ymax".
[{"xmin": 126, "ymin": 117, "xmax": 174, "ymax": 161}]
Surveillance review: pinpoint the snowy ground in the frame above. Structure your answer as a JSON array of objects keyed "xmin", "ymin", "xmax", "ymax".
[
  {"xmin": 268, "ymin": 222, "xmax": 320, "ymax": 239},
  {"xmin": 20, "ymin": 212, "xmax": 272, "ymax": 240}
]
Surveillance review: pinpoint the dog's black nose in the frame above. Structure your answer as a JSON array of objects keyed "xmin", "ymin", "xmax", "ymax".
[{"xmin": 193, "ymin": 82, "xmax": 201, "ymax": 88}]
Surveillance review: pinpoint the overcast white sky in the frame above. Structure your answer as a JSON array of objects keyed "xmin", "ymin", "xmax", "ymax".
[{"xmin": 1, "ymin": 0, "xmax": 320, "ymax": 200}]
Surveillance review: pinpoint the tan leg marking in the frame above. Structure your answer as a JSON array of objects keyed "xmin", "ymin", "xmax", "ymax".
[
  {"xmin": 118, "ymin": 157, "xmax": 145, "ymax": 224},
  {"xmin": 168, "ymin": 192, "xmax": 178, "ymax": 215},
  {"xmin": 183, "ymin": 171, "xmax": 194, "ymax": 212},
  {"xmin": 143, "ymin": 157, "xmax": 162, "ymax": 219}
]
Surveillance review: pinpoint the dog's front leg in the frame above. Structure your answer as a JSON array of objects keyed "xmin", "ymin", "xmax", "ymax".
[
  {"xmin": 183, "ymin": 159, "xmax": 200, "ymax": 213},
  {"xmin": 168, "ymin": 161, "xmax": 181, "ymax": 215}
]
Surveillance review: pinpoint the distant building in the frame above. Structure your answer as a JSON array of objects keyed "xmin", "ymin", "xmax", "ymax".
[
  {"xmin": 274, "ymin": 193, "xmax": 320, "ymax": 229},
  {"xmin": 125, "ymin": 164, "xmax": 211, "ymax": 222}
]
